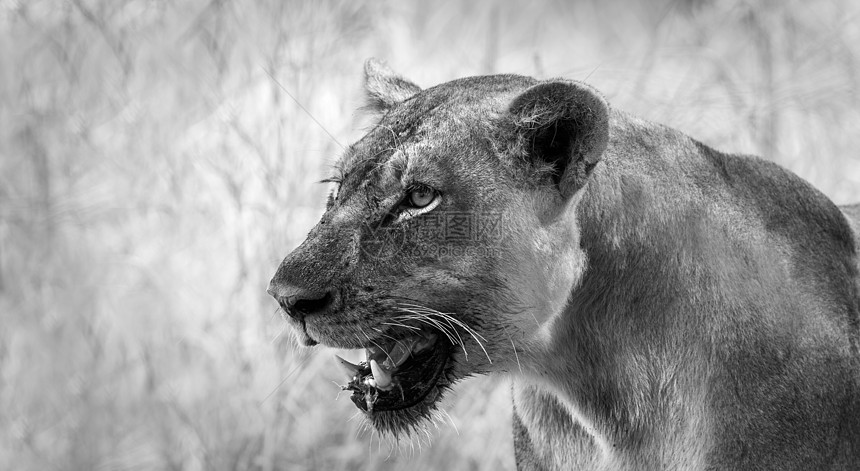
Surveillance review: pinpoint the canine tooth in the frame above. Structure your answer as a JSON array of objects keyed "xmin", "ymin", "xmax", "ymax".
[
  {"xmin": 335, "ymin": 355, "xmax": 361, "ymax": 377},
  {"xmin": 370, "ymin": 359, "xmax": 393, "ymax": 390}
]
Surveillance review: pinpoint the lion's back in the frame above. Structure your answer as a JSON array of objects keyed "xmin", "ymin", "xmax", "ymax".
[
  {"xmin": 841, "ymin": 201, "xmax": 860, "ymax": 347},
  {"xmin": 842, "ymin": 203, "xmax": 860, "ymax": 246}
]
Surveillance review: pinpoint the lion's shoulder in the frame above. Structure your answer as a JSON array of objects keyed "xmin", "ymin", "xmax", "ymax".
[{"xmin": 594, "ymin": 112, "xmax": 857, "ymax": 298}]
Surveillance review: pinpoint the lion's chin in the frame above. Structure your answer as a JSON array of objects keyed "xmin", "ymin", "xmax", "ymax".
[
  {"xmin": 359, "ymin": 391, "xmax": 452, "ymax": 436},
  {"xmin": 331, "ymin": 328, "xmax": 457, "ymax": 436}
]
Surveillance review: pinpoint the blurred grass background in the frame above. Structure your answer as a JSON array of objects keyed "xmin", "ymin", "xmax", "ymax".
[{"xmin": 1, "ymin": 0, "xmax": 859, "ymax": 470}]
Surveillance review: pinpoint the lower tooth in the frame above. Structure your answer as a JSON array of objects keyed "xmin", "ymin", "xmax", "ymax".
[{"xmin": 370, "ymin": 359, "xmax": 393, "ymax": 390}]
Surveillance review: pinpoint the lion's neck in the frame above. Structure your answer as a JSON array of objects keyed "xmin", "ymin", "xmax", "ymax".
[
  {"xmin": 516, "ymin": 111, "xmax": 858, "ymax": 467},
  {"xmin": 516, "ymin": 114, "xmax": 727, "ymax": 465}
]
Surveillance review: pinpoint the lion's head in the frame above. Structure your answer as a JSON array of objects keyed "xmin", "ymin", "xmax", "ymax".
[{"xmin": 268, "ymin": 59, "xmax": 610, "ymax": 436}]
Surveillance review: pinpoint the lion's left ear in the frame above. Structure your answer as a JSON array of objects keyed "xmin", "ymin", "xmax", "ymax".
[
  {"xmin": 508, "ymin": 81, "xmax": 610, "ymax": 198},
  {"xmin": 364, "ymin": 58, "xmax": 421, "ymax": 114}
]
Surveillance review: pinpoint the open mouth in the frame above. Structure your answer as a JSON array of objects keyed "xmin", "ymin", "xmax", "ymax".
[{"xmin": 335, "ymin": 329, "xmax": 451, "ymax": 414}]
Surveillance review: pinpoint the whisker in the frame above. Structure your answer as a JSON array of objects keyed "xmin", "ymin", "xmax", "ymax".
[
  {"xmin": 270, "ymin": 324, "xmax": 287, "ymax": 343},
  {"xmin": 529, "ymin": 310, "xmax": 540, "ymax": 328},
  {"xmin": 352, "ymin": 331, "xmax": 365, "ymax": 349},
  {"xmin": 407, "ymin": 308, "xmax": 491, "ymax": 363},
  {"xmin": 381, "ymin": 321, "xmax": 422, "ymax": 332},
  {"xmin": 503, "ymin": 325, "xmax": 523, "ymax": 375},
  {"xmin": 362, "ymin": 330, "xmax": 396, "ymax": 365},
  {"xmin": 435, "ymin": 315, "xmax": 492, "ymax": 363},
  {"xmin": 392, "ymin": 303, "xmax": 493, "ymax": 363},
  {"xmin": 378, "ymin": 331, "xmax": 402, "ymax": 344},
  {"xmin": 399, "ymin": 304, "xmax": 489, "ymax": 342},
  {"xmin": 392, "ymin": 312, "xmax": 460, "ymax": 349},
  {"xmin": 395, "ymin": 312, "xmax": 459, "ymax": 345},
  {"xmin": 423, "ymin": 313, "xmax": 468, "ymax": 359},
  {"xmin": 424, "ymin": 312, "xmax": 469, "ymax": 358},
  {"xmin": 385, "ymin": 433, "xmax": 396, "ymax": 460},
  {"xmin": 261, "ymin": 360, "xmax": 304, "ymax": 404},
  {"xmin": 390, "ymin": 312, "xmax": 458, "ymax": 344}
]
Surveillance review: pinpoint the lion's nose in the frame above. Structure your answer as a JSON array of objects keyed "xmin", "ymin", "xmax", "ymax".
[{"xmin": 267, "ymin": 281, "xmax": 335, "ymax": 320}]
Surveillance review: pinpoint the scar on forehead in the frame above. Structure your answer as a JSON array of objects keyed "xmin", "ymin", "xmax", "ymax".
[
  {"xmin": 384, "ymin": 149, "xmax": 409, "ymax": 182},
  {"xmin": 338, "ymin": 140, "xmax": 422, "ymax": 187},
  {"xmin": 337, "ymin": 144, "xmax": 388, "ymax": 181}
]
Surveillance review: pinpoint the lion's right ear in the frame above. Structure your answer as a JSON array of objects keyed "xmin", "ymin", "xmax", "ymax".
[
  {"xmin": 508, "ymin": 81, "xmax": 610, "ymax": 199},
  {"xmin": 363, "ymin": 58, "xmax": 421, "ymax": 114}
]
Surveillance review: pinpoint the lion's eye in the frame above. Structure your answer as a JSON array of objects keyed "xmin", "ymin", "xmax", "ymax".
[
  {"xmin": 392, "ymin": 185, "xmax": 440, "ymax": 224},
  {"xmin": 407, "ymin": 187, "xmax": 435, "ymax": 208}
]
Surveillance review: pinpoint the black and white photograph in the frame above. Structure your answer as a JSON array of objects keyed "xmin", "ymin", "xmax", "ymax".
[{"xmin": 2, "ymin": 1, "xmax": 860, "ymax": 469}]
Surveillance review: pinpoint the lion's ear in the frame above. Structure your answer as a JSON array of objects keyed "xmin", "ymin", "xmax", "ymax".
[
  {"xmin": 509, "ymin": 81, "xmax": 610, "ymax": 198},
  {"xmin": 363, "ymin": 58, "xmax": 421, "ymax": 114}
]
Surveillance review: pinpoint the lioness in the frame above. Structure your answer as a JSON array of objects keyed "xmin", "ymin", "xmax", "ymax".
[{"xmin": 268, "ymin": 59, "xmax": 860, "ymax": 470}]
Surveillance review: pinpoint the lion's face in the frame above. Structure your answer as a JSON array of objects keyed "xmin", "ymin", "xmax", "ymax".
[{"xmin": 269, "ymin": 60, "xmax": 610, "ymax": 435}]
